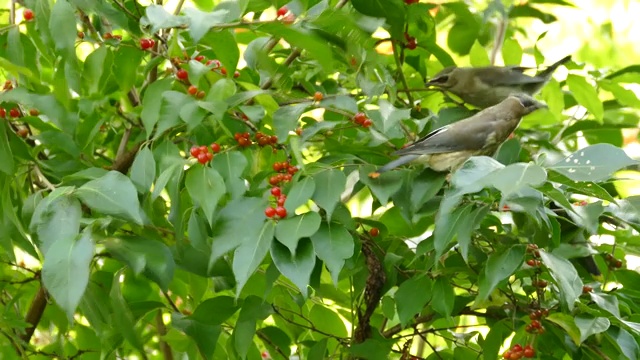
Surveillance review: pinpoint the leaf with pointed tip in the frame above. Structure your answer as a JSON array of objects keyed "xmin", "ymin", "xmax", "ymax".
[
  {"xmin": 185, "ymin": 166, "xmax": 225, "ymax": 225},
  {"xmin": 309, "ymin": 222, "xmax": 354, "ymax": 284},
  {"xmin": 311, "ymin": 169, "xmax": 346, "ymax": 220},
  {"xmin": 183, "ymin": 7, "xmax": 229, "ymax": 43},
  {"xmin": 359, "ymin": 166, "xmax": 403, "ymax": 206},
  {"xmin": 477, "ymin": 245, "xmax": 526, "ymax": 303},
  {"xmin": 211, "ymin": 151, "xmax": 248, "ymax": 198},
  {"xmin": 275, "ymin": 212, "xmax": 321, "ymax": 255},
  {"xmin": 575, "ymin": 316, "xmax": 610, "ymax": 343},
  {"xmin": 271, "ymin": 238, "xmax": 316, "ymax": 297},
  {"xmin": 76, "ymin": 171, "xmax": 143, "ymax": 225},
  {"xmin": 233, "ymin": 221, "xmax": 275, "ymax": 296},
  {"xmin": 549, "ymin": 143, "xmax": 637, "ymax": 182},
  {"xmin": 285, "ymin": 177, "xmax": 316, "ymax": 214},
  {"xmin": 130, "ymin": 147, "xmax": 156, "ymax": 193},
  {"xmin": 539, "ymin": 251, "xmax": 583, "ymax": 311},
  {"xmin": 395, "ymin": 276, "xmax": 433, "ymax": 327}
]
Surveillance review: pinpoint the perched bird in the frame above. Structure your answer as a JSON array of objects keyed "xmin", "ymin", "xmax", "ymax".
[
  {"xmin": 426, "ymin": 55, "xmax": 571, "ymax": 108},
  {"xmin": 369, "ymin": 94, "xmax": 546, "ymax": 177}
]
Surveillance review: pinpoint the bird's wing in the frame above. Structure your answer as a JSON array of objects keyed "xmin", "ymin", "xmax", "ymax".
[
  {"xmin": 394, "ymin": 114, "xmax": 499, "ymax": 156},
  {"xmin": 475, "ymin": 67, "xmax": 545, "ymax": 87}
]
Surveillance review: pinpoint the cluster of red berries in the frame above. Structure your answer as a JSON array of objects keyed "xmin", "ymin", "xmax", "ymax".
[
  {"xmin": 605, "ymin": 253, "xmax": 623, "ymax": 269},
  {"xmin": 187, "ymin": 85, "xmax": 206, "ymax": 99},
  {"xmin": 404, "ymin": 33, "xmax": 417, "ymax": 50},
  {"xmin": 503, "ymin": 344, "xmax": 536, "ymax": 359},
  {"xmin": 352, "ymin": 112, "xmax": 373, "ymax": 128},
  {"xmin": 264, "ymin": 186, "xmax": 288, "ymax": 219},
  {"xmin": 276, "ymin": 6, "xmax": 295, "ymax": 24},
  {"xmin": 23, "ymin": 8, "xmax": 34, "ymax": 21},
  {"xmin": 268, "ymin": 161, "xmax": 298, "ymax": 186},
  {"xmin": 189, "ymin": 143, "xmax": 221, "ymax": 164},
  {"xmin": 255, "ymin": 132, "xmax": 278, "ymax": 147},
  {"xmin": 139, "ymin": 38, "xmax": 156, "ymax": 50},
  {"xmin": 234, "ymin": 132, "xmax": 252, "ymax": 147}
]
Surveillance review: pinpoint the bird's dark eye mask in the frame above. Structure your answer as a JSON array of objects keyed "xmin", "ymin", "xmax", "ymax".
[{"xmin": 428, "ymin": 75, "xmax": 449, "ymax": 84}]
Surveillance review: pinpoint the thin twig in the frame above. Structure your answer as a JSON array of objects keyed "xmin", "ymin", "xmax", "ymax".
[
  {"xmin": 156, "ymin": 310, "xmax": 174, "ymax": 360},
  {"xmin": 33, "ymin": 165, "xmax": 55, "ymax": 191},
  {"xmin": 162, "ymin": 291, "xmax": 180, "ymax": 313},
  {"xmin": 490, "ymin": 14, "xmax": 508, "ymax": 65}
]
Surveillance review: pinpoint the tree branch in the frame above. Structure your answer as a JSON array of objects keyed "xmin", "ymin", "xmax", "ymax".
[{"xmin": 20, "ymin": 285, "xmax": 47, "ymax": 344}]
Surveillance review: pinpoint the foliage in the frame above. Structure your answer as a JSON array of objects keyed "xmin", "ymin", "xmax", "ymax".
[{"xmin": 1, "ymin": 0, "xmax": 640, "ymax": 359}]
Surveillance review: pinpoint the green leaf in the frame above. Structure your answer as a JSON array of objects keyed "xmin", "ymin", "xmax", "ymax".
[
  {"xmin": 575, "ymin": 316, "xmax": 610, "ymax": 343},
  {"xmin": 548, "ymin": 143, "xmax": 637, "ymax": 182},
  {"xmin": 190, "ymin": 296, "xmax": 241, "ymax": 325},
  {"xmin": 209, "ymin": 197, "xmax": 270, "ymax": 266},
  {"xmin": 110, "ymin": 270, "xmax": 144, "ymax": 353},
  {"xmin": 211, "ymin": 151, "xmax": 248, "ymax": 198},
  {"xmin": 185, "ymin": 166, "xmax": 226, "ymax": 225},
  {"xmin": 112, "ymin": 46, "xmax": 144, "ymax": 92},
  {"xmin": 309, "ymin": 304, "xmax": 348, "ymax": 337},
  {"xmin": 431, "ymin": 277, "xmax": 455, "ymax": 318},
  {"xmin": 546, "ymin": 312, "xmax": 582, "ymax": 345},
  {"xmin": 434, "ymin": 203, "xmax": 473, "ymax": 259},
  {"xmin": 183, "ymin": 7, "xmax": 229, "ymax": 44},
  {"xmin": 76, "ymin": 171, "xmax": 144, "ymax": 225},
  {"xmin": 311, "ymin": 169, "xmax": 346, "ymax": 220},
  {"xmin": 359, "ymin": 166, "xmax": 403, "ymax": 206},
  {"xmin": 42, "ymin": 230, "xmax": 94, "ymax": 322},
  {"xmin": 233, "ymin": 296, "xmax": 271, "ymax": 359},
  {"xmin": 203, "ymin": 30, "xmax": 240, "ymax": 76},
  {"xmin": 395, "ymin": 275, "xmax": 433, "ymax": 327},
  {"xmin": 539, "ymin": 251, "xmax": 582, "ymax": 311},
  {"xmin": 606, "ymin": 327, "xmax": 640, "ymax": 360},
  {"xmin": 30, "ymin": 188, "xmax": 81, "ymax": 255},
  {"xmin": 104, "ymin": 236, "xmax": 175, "ymax": 290},
  {"xmin": 285, "ymin": 177, "xmax": 316, "ymax": 215},
  {"xmin": 144, "ymin": 5, "xmax": 187, "ymax": 33},
  {"xmin": 257, "ymin": 23, "xmax": 334, "ymax": 70},
  {"xmin": 477, "ymin": 245, "xmax": 526, "ymax": 303},
  {"xmin": 130, "ymin": 147, "xmax": 156, "ymax": 193},
  {"xmin": 309, "ymin": 222, "xmax": 354, "ymax": 285},
  {"xmin": 259, "ymin": 327, "xmax": 292, "ymax": 359},
  {"xmin": 485, "ymin": 162, "xmax": 547, "ymax": 197},
  {"xmin": 273, "ymin": 103, "xmax": 308, "ymax": 142},
  {"xmin": 156, "ymin": 91, "xmax": 191, "ymax": 138},
  {"xmin": 589, "ymin": 293, "xmax": 620, "ymax": 318},
  {"xmin": 49, "ymin": 0, "xmax": 77, "ymax": 58},
  {"xmin": 0, "ymin": 123, "xmax": 15, "ymax": 175},
  {"xmin": 502, "ymin": 38, "xmax": 523, "ymax": 65},
  {"xmin": 141, "ymin": 78, "xmax": 173, "ymax": 138},
  {"xmin": 271, "ymin": 238, "xmax": 316, "ymax": 297},
  {"xmin": 233, "ymin": 221, "xmax": 275, "ymax": 297},
  {"xmin": 172, "ymin": 313, "xmax": 221, "ymax": 360},
  {"xmin": 275, "ymin": 212, "xmax": 321, "ymax": 255},
  {"xmin": 350, "ymin": 0, "xmax": 406, "ymax": 39},
  {"xmin": 469, "ymin": 40, "xmax": 490, "ymax": 66},
  {"xmin": 566, "ymin": 74, "xmax": 604, "ymax": 122}
]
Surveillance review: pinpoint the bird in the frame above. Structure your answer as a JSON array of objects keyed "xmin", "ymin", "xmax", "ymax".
[
  {"xmin": 426, "ymin": 55, "xmax": 571, "ymax": 109},
  {"xmin": 369, "ymin": 94, "xmax": 546, "ymax": 178}
]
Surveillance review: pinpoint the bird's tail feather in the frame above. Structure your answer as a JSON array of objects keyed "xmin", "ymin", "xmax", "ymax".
[
  {"xmin": 375, "ymin": 155, "xmax": 420, "ymax": 174},
  {"xmin": 537, "ymin": 55, "xmax": 571, "ymax": 78}
]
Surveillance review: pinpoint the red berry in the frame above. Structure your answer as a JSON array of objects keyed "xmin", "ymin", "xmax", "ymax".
[
  {"xmin": 211, "ymin": 143, "xmax": 220, "ymax": 153},
  {"xmin": 188, "ymin": 85, "xmax": 198, "ymax": 95},
  {"xmin": 283, "ymin": 174, "xmax": 292, "ymax": 182},
  {"xmin": 295, "ymin": 128, "xmax": 302, "ymax": 136},
  {"xmin": 275, "ymin": 206, "xmax": 287, "ymax": 218},
  {"xmin": 140, "ymin": 38, "xmax": 153, "ymax": 50},
  {"xmin": 190, "ymin": 146, "xmax": 200, "ymax": 157},
  {"xmin": 583, "ymin": 285, "xmax": 593, "ymax": 293},
  {"xmin": 276, "ymin": 6, "xmax": 288, "ymax": 17},
  {"xmin": 526, "ymin": 259, "xmax": 537, "ymax": 267},
  {"xmin": 199, "ymin": 145, "xmax": 208, "ymax": 154},
  {"xmin": 265, "ymin": 207, "xmax": 276, "ymax": 218},
  {"xmin": 205, "ymin": 152, "xmax": 213, "ymax": 161},
  {"xmin": 353, "ymin": 112, "xmax": 367, "ymax": 124},
  {"xmin": 503, "ymin": 351, "xmax": 512, "ymax": 359},
  {"xmin": 78, "ymin": 31, "xmax": 85, "ymax": 39},
  {"xmin": 271, "ymin": 187, "xmax": 281, "ymax": 197},
  {"xmin": 277, "ymin": 195, "xmax": 286, "ymax": 206},
  {"xmin": 273, "ymin": 162, "xmax": 283, "ymax": 172},
  {"xmin": 287, "ymin": 166, "xmax": 298, "ymax": 175},
  {"xmin": 512, "ymin": 345, "xmax": 523, "ymax": 352},
  {"xmin": 0, "ymin": 108, "xmax": 5, "ymax": 118},
  {"xmin": 220, "ymin": 67, "xmax": 227, "ymax": 76},
  {"xmin": 196, "ymin": 90, "xmax": 206, "ymax": 99},
  {"xmin": 269, "ymin": 176, "xmax": 280, "ymax": 186},
  {"xmin": 104, "ymin": 32, "xmax": 113, "ymax": 40},
  {"xmin": 523, "ymin": 346, "xmax": 535, "ymax": 358},
  {"xmin": 9, "ymin": 108, "xmax": 20, "ymax": 118},
  {"xmin": 531, "ymin": 319, "xmax": 541, "ymax": 329},
  {"xmin": 362, "ymin": 119, "xmax": 373, "ymax": 128},
  {"xmin": 207, "ymin": 59, "xmax": 221, "ymax": 69},
  {"xmin": 197, "ymin": 152, "xmax": 209, "ymax": 164},
  {"xmin": 614, "ymin": 259, "xmax": 623, "ymax": 268},
  {"xmin": 176, "ymin": 69, "xmax": 188, "ymax": 80},
  {"xmin": 23, "ymin": 9, "xmax": 34, "ymax": 21},
  {"xmin": 313, "ymin": 91, "xmax": 323, "ymax": 101},
  {"xmin": 369, "ymin": 228, "xmax": 380, "ymax": 237},
  {"xmin": 16, "ymin": 128, "xmax": 29, "ymax": 138},
  {"xmin": 195, "ymin": 55, "xmax": 205, "ymax": 62},
  {"xmin": 234, "ymin": 71, "xmax": 240, "ymax": 78}
]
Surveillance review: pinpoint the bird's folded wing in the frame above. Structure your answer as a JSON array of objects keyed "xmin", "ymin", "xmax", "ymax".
[{"xmin": 475, "ymin": 67, "xmax": 545, "ymax": 86}]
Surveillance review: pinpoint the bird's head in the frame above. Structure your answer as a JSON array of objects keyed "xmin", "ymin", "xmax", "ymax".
[
  {"xmin": 426, "ymin": 67, "xmax": 459, "ymax": 89},
  {"xmin": 510, "ymin": 93, "xmax": 547, "ymax": 115}
]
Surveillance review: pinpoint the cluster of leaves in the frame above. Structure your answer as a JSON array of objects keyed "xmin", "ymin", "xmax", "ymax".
[{"xmin": 1, "ymin": 0, "xmax": 640, "ymax": 359}]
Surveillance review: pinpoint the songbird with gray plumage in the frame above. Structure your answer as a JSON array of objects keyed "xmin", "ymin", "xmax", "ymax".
[
  {"xmin": 426, "ymin": 55, "xmax": 571, "ymax": 109},
  {"xmin": 369, "ymin": 94, "xmax": 546, "ymax": 178}
]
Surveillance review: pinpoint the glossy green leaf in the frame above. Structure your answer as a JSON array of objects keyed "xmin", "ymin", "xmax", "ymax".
[
  {"xmin": 144, "ymin": 5, "xmax": 187, "ymax": 33},
  {"xmin": 233, "ymin": 221, "xmax": 275, "ymax": 296},
  {"xmin": 539, "ymin": 251, "xmax": 582, "ymax": 311},
  {"xmin": 185, "ymin": 165, "xmax": 225, "ymax": 225},
  {"xmin": 30, "ymin": 188, "xmax": 81, "ymax": 255},
  {"xmin": 575, "ymin": 316, "xmax": 610, "ymax": 343},
  {"xmin": 271, "ymin": 238, "xmax": 316, "ymax": 297},
  {"xmin": 130, "ymin": 147, "xmax": 156, "ymax": 193},
  {"xmin": 310, "ymin": 169, "xmax": 346, "ymax": 220},
  {"xmin": 549, "ymin": 143, "xmax": 638, "ymax": 182},
  {"xmin": 566, "ymin": 74, "xmax": 604, "ymax": 122},
  {"xmin": 309, "ymin": 222, "xmax": 354, "ymax": 284},
  {"xmin": 395, "ymin": 275, "xmax": 433, "ymax": 327},
  {"xmin": 42, "ymin": 229, "xmax": 94, "ymax": 321},
  {"xmin": 477, "ymin": 245, "xmax": 526, "ymax": 302},
  {"xmin": 284, "ymin": 176, "xmax": 316, "ymax": 215},
  {"xmin": 76, "ymin": 171, "xmax": 144, "ymax": 225},
  {"xmin": 546, "ymin": 312, "xmax": 582, "ymax": 344},
  {"xmin": 273, "ymin": 103, "xmax": 308, "ymax": 142},
  {"xmin": 275, "ymin": 212, "xmax": 321, "ymax": 255},
  {"xmin": 0, "ymin": 123, "xmax": 15, "ymax": 175}
]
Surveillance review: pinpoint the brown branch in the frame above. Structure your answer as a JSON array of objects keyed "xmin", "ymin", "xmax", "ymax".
[
  {"xmin": 162, "ymin": 290, "xmax": 180, "ymax": 313},
  {"xmin": 156, "ymin": 310, "xmax": 173, "ymax": 360},
  {"xmin": 20, "ymin": 285, "xmax": 47, "ymax": 344},
  {"xmin": 111, "ymin": 141, "xmax": 142, "ymax": 174},
  {"xmin": 383, "ymin": 314, "xmax": 434, "ymax": 338}
]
